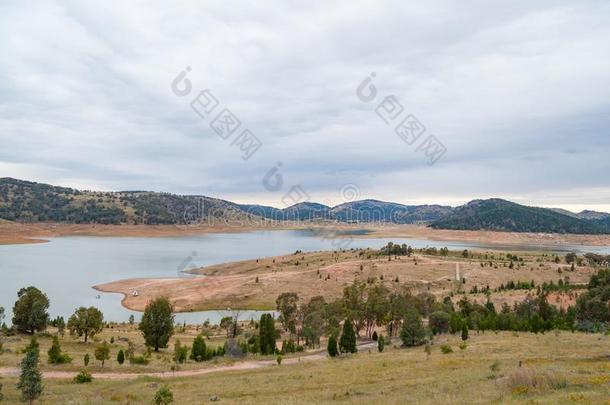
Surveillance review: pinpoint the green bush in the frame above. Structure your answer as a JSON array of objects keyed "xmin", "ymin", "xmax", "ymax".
[
  {"xmin": 327, "ymin": 335, "xmax": 338, "ymax": 357},
  {"xmin": 130, "ymin": 355, "xmax": 149, "ymax": 365},
  {"xmin": 440, "ymin": 344, "xmax": 453, "ymax": 354},
  {"xmin": 48, "ymin": 336, "xmax": 72, "ymax": 364},
  {"xmin": 153, "ymin": 385, "xmax": 174, "ymax": 405},
  {"xmin": 73, "ymin": 369, "xmax": 93, "ymax": 384},
  {"xmin": 377, "ymin": 335, "xmax": 385, "ymax": 353}
]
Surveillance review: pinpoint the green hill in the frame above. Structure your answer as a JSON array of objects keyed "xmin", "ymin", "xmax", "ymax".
[{"xmin": 430, "ymin": 198, "xmax": 610, "ymax": 234}]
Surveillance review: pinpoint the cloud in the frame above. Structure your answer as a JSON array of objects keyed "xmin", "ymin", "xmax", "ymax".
[{"xmin": 1, "ymin": 0, "xmax": 609, "ymax": 210}]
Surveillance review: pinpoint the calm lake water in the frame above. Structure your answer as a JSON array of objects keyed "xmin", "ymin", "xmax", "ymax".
[{"xmin": 0, "ymin": 229, "xmax": 608, "ymax": 325}]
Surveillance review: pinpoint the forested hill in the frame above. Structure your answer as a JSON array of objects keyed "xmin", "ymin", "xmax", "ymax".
[
  {"xmin": 430, "ymin": 199, "xmax": 610, "ymax": 234},
  {"xmin": 1, "ymin": 178, "xmax": 609, "ymax": 233},
  {"xmin": 0, "ymin": 178, "xmax": 251, "ymax": 225}
]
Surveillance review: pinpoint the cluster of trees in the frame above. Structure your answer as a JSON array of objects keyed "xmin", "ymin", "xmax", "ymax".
[
  {"xmin": 575, "ymin": 269, "xmax": 610, "ymax": 324},
  {"xmin": 273, "ymin": 280, "xmax": 451, "ymax": 346},
  {"xmin": 496, "ymin": 280, "xmax": 536, "ymax": 292},
  {"xmin": 380, "ymin": 242, "xmax": 413, "ymax": 257}
]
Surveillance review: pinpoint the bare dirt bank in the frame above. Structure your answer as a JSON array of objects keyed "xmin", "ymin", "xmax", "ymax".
[{"xmin": 3, "ymin": 221, "xmax": 610, "ymax": 247}]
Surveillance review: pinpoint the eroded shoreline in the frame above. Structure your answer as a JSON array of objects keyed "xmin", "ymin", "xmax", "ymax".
[{"xmin": 3, "ymin": 221, "xmax": 610, "ymax": 247}]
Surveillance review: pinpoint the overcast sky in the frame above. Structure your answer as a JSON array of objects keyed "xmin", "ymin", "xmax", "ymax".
[{"xmin": 1, "ymin": 1, "xmax": 609, "ymax": 211}]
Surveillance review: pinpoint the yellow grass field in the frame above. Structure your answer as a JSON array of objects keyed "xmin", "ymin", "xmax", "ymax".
[{"xmin": 1, "ymin": 331, "xmax": 609, "ymax": 404}]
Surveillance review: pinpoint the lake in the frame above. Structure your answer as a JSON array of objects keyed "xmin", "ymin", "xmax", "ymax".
[{"xmin": 0, "ymin": 229, "xmax": 608, "ymax": 325}]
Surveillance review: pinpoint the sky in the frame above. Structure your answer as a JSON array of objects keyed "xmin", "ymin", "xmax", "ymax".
[{"xmin": 1, "ymin": 1, "xmax": 609, "ymax": 211}]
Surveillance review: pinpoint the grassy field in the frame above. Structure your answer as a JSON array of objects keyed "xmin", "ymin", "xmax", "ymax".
[
  {"xmin": 1, "ymin": 331, "xmax": 609, "ymax": 404},
  {"xmin": 0, "ymin": 325, "xmax": 234, "ymax": 373}
]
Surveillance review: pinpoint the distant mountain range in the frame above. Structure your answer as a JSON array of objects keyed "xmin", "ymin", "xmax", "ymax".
[{"xmin": 1, "ymin": 178, "xmax": 609, "ymax": 234}]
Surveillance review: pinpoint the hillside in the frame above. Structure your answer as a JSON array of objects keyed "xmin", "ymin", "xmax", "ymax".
[
  {"xmin": 431, "ymin": 198, "xmax": 610, "ymax": 234},
  {"xmin": 0, "ymin": 178, "xmax": 253, "ymax": 225},
  {"xmin": 2, "ymin": 178, "xmax": 610, "ymax": 233}
]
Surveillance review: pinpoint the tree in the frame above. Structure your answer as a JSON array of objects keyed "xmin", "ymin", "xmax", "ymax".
[
  {"xmin": 341, "ymin": 280, "xmax": 367, "ymax": 337},
  {"xmin": 327, "ymin": 335, "xmax": 338, "ymax": 357},
  {"xmin": 461, "ymin": 322, "xmax": 469, "ymax": 341},
  {"xmin": 429, "ymin": 311, "xmax": 451, "ymax": 334},
  {"xmin": 153, "ymin": 386, "xmax": 174, "ymax": 405},
  {"xmin": 67, "ymin": 307, "xmax": 104, "ymax": 342},
  {"xmin": 377, "ymin": 334, "xmax": 385, "ymax": 352},
  {"xmin": 576, "ymin": 268, "xmax": 610, "ymax": 323},
  {"xmin": 190, "ymin": 335, "xmax": 207, "ymax": 362},
  {"xmin": 117, "ymin": 349, "xmax": 125, "ymax": 365},
  {"xmin": 55, "ymin": 316, "xmax": 65, "ymax": 337},
  {"xmin": 219, "ymin": 316, "xmax": 235, "ymax": 338},
  {"xmin": 83, "ymin": 353, "xmax": 90, "ymax": 367},
  {"xmin": 276, "ymin": 292, "xmax": 299, "ymax": 337},
  {"xmin": 12, "ymin": 287, "xmax": 50, "ymax": 334},
  {"xmin": 17, "ymin": 345, "xmax": 43, "ymax": 404},
  {"xmin": 94, "ymin": 341, "xmax": 110, "ymax": 367},
  {"xmin": 259, "ymin": 313, "xmax": 277, "ymax": 355},
  {"xmin": 400, "ymin": 310, "xmax": 427, "ymax": 347},
  {"xmin": 339, "ymin": 319, "xmax": 357, "ymax": 354},
  {"xmin": 47, "ymin": 336, "xmax": 71, "ymax": 364},
  {"xmin": 128, "ymin": 314, "xmax": 135, "ymax": 325},
  {"xmin": 139, "ymin": 297, "xmax": 174, "ymax": 351}
]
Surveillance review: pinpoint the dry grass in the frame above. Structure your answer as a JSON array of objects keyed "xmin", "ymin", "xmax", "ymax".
[
  {"xmin": 96, "ymin": 249, "xmax": 597, "ymax": 312},
  {"xmin": 1, "ymin": 331, "xmax": 609, "ymax": 404}
]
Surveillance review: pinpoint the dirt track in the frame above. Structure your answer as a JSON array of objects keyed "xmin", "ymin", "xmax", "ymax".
[{"xmin": 0, "ymin": 342, "xmax": 377, "ymax": 380}]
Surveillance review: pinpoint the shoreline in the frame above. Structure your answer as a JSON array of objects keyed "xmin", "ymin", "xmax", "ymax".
[{"xmin": 3, "ymin": 221, "xmax": 610, "ymax": 247}]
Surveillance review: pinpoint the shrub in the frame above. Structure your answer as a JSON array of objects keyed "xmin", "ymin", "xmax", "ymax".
[
  {"xmin": 372, "ymin": 331, "xmax": 378, "ymax": 341},
  {"xmin": 339, "ymin": 319, "xmax": 357, "ymax": 354},
  {"xmin": 48, "ymin": 336, "xmax": 72, "ymax": 364},
  {"xmin": 461, "ymin": 323, "xmax": 469, "ymax": 341},
  {"xmin": 153, "ymin": 385, "xmax": 174, "ymax": 405},
  {"xmin": 130, "ymin": 355, "xmax": 149, "ymax": 365},
  {"xmin": 117, "ymin": 349, "xmax": 125, "ymax": 365},
  {"xmin": 190, "ymin": 335, "xmax": 206, "ymax": 362},
  {"xmin": 83, "ymin": 353, "xmax": 90, "ymax": 366},
  {"xmin": 506, "ymin": 369, "xmax": 568, "ymax": 393},
  {"xmin": 73, "ymin": 369, "xmax": 93, "ymax": 384},
  {"xmin": 440, "ymin": 344, "xmax": 453, "ymax": 354},
  {"xmin": 281, "ymin": 339, "xmax": 296, "ymax": 354},
  {"xmin": 377, "ymin": 335, "xmax": 385, "ymax": 352},
  {"xmin": 327, "ymin": 335, "xmax": 338, "ymax": 357},
  {"xmin": 459, "ymin": 342, "xmax": 467, "ymax": 350},
  {"xmin": 276, "ymin": 355, "xmax": 282, "ymax": 365},
  {"xmin": 507, "ymin": 369, "xmax": 546, "ymax": 393}
]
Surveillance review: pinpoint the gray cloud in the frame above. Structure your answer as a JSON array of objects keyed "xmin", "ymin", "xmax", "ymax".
[{"xmin": 1, "ymin": 1, "xmax": 609, "ymax": 210}]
